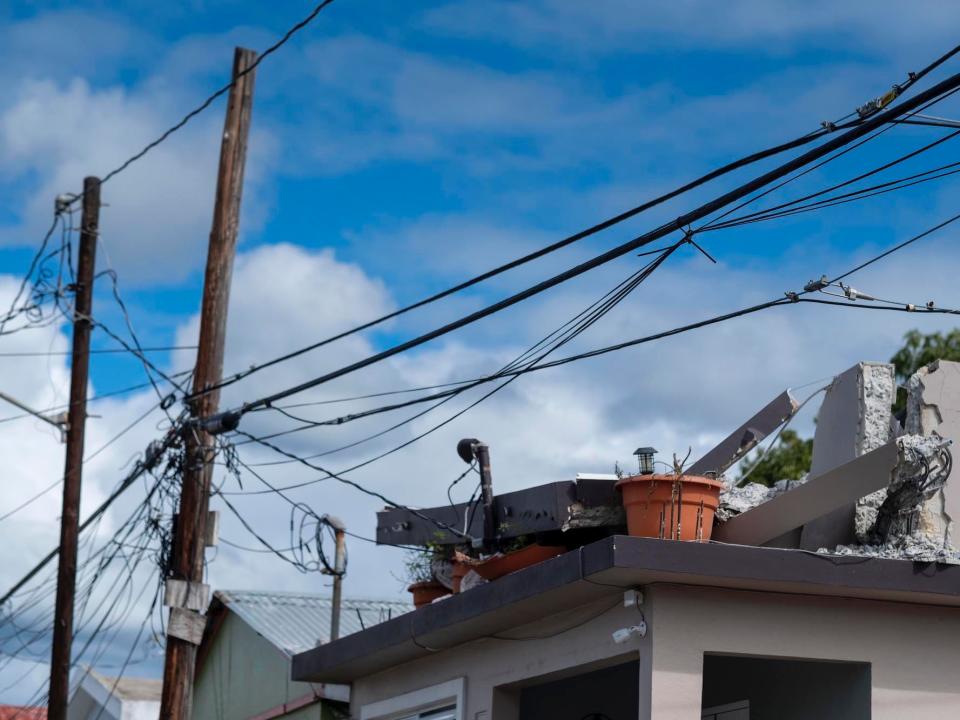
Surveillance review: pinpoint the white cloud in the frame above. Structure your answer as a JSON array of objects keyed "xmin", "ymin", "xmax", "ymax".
[{"xmin": 423, "ymin": 0, "xmax": 960, "ymax": 59}]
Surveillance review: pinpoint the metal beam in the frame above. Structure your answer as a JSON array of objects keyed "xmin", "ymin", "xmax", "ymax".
[{"xmin": 376, "ymin": 479, "xmax": 622, "ymax": 546}]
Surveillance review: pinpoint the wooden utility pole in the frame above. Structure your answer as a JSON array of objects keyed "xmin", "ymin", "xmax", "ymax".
[
  {"xmin": 48, "ymin": 176, "xmax": 100, "ymax": 720},
  {"xmin": 159, "ymin": 47, "xmax": 256, "ymax": 720}
]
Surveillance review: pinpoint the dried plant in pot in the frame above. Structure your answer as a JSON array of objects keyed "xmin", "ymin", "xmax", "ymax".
[
  {"xmin": 405, "ymin": 548, "xmax": 450, "ymax": 608},
  {"xmin": 616, "ymin": 473, "xmax": 722, "ymax": 541},
  {"xmin": 473, "ymin": 533, "xmax": 566, "ymax": 581}
]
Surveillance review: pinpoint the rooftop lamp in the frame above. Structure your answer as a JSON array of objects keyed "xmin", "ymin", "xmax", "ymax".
[{"xmin": 633, "ymin": 446, "xmax": 657, "ymax": 475}]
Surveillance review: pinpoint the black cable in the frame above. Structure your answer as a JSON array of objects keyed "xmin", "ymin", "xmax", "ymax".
[
  {"xmin": 695, "ymin": 83, "xmax": 960, "ymax": 233},
  {"xmin": 96, "ymin": 0, "xmax": 338, "ymax": 187},
  {"xmin": 216, "ymin": 70, "xmax": 960, "ymax": 418},
  {"xmin": 0, "ymin": 345, "xmax": 196, "ymax": 357},
  {"xmin": 829, "ymin": 210, "xmax": 960, "ymax": 283},
  {"xmin": 223, "ymin": 205, "xmax": 960, "ymax": 498},
  {"xmin": 703, "ymin": 159, "xmax": 960, "ymax": 232},
  {"xmin": 185, "ymin": 47, "xmax": 960, "ymax": 405},
  {"xmin": 703, "ymin": 126, "xmax": 960, "ymax": 232},
  {"xmin": 0, "ymin": 370, "xmax": 191, "ymax": 426},
  {"xmin": 239, "ymin": 245, "xmax": 680, "ymax": 449},
  {"xmin": 0, "ymin": 429, "xmax": 179, "ymax": 606}
]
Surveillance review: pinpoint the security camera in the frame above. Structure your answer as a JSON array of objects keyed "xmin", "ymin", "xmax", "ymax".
[{"xmin": 612, "ymin": 622, "xmax": 647, "ymax": 644}]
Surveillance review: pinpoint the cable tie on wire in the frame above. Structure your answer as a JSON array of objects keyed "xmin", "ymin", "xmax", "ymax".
[
  {"xmin": 821, "ymin": 120, "xmax": 836, "ymax": 132},
  {"xmin": 784, "ymin": 291, "xmax": 800, "ymax": 302},
  {"xmin": 682, "ymin": 230, "xmax": 717, "ymax": 264}
]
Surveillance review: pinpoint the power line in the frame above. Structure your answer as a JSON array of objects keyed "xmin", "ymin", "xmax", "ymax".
[
  {"xmin": 0, "ymin": 371, "xmax": 191, "ymax": 426},
  {"xmin": 222, "ymin": 208, "xmax": 960, "ymax": 491},
  {"xmin": 178, "ymin": 43, "xmax": 960, "ymax": 403},
  {"xmin": 0, "ymin": 345, "xmax": 196, "ymax": 358},
  {"xmin": 206, "ymin": 69, "xmax": 960, "ymax": 421},
  {"xmin": 96, "ymin": 0, "xmax": 338, "ymax": 187},
  {"xmin": 701, "ymin": 125, "xmax": 960, "ymax": 232}
]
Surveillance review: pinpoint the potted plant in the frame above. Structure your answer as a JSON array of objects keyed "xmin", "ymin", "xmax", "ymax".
[
  {"xmin": 405, "ymin": 549, "xmax": 450, "ymax": 608},
  {"xmin": 473, "ymin": 534, "xmax": 565, "ymax": 581},
  {"xmin": 616, "ymin": 473, "xmax": 722, "ymax": 542}
]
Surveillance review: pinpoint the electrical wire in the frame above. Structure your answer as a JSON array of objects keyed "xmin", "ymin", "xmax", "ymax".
[
  {"xmin": 206, "ymin": 69, "xmax": 960, "ymax": 421},
  {"xmin": 96, "ymin": 0, "xmax": 338, "ymax": 187}
]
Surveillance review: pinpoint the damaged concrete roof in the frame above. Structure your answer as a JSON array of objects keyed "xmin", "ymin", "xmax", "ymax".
[{"xmin": 291, "ymin": 535, "xmax": 960, "ymax": 684}]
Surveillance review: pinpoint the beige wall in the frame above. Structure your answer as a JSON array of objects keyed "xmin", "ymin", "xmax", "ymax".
[
  {"xmin": 650, "ymin": 584, "xmax": 960, "ymax": 720},
  {"xmin": 350, "ymin": 585, "xmax": 960, "ymax": 719},
  {"xmin": 350, "ymin": 596, "xmax": 652, "ymax": 720}
]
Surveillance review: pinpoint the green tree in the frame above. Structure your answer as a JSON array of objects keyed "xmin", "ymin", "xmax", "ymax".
[
  {"xmin": 891, "ymin": 329, "xmax": 960, "ymax": 412},
  {"xmin": 737, "ymin": 429, "xmax": 813, "ymax": 488}
]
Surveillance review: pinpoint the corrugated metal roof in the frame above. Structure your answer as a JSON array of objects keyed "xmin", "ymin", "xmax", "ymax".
[{"xmin": 216, "ymin": 590, "xmax": 410, "ymax": 657}]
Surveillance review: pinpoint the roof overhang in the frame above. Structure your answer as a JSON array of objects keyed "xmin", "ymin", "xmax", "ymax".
[{"xmin": 292, "ymin": 535, "xmax": 960, "ymax": 684}]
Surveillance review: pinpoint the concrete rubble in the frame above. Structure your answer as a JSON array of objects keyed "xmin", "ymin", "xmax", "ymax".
[
  {"xmin": 802, "ymin": 362, "xmax": 895, "ymax": 550},
  {"xmin": 903, "ymin": 360, "xmax": 960, "ymax": 548},
  {"xmin": 716, "ymin": 477, "xmax": 805, "ymax": 523},
  {"xmin": 714, "ymin": 360, "xmax": 960, "ymax": 563}
]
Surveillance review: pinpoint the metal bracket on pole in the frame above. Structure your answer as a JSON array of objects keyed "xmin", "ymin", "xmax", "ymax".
[{"xmin": 0, "ymin": 390, "xmax": 69, "ymax": 441}]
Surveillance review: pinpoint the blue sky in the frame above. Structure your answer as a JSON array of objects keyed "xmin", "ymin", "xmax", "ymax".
[{"xmin": 3, "ymin": 0, "xmax": 960, "ymax": 700}]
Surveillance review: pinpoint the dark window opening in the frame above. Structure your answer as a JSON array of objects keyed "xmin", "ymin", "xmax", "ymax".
[
  {"xmin": 702, "ymin": 654, "xmax": 871, "ymax": 720},
  {"xmin": 518, "ymin": 660, "xmax": 638, "ymax": 720}
]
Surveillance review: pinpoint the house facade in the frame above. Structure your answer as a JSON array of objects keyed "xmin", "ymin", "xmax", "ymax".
[
  {"xmin": 290, "ymin": 537, "xmax": 960, "ymax": 720},
  {"xmin": 193, "ymin": 590, "xmax": 408, "ymax": 720}
]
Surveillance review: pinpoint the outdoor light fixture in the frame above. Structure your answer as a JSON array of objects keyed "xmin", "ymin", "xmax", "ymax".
[{"xmin": 633, "ymin": 447, "xmax": 657, "ymax": 475}]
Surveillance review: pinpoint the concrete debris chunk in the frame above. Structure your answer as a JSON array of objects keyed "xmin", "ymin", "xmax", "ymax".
[
  {"xmin": 902, "ymin": 360, "xmax": 960, "ymax": 548},
  {"xmin": 716, "ymin": 477, "xmax": 805, "ymax": 522},
  {"xmin": 800, "ymin": 362, "xmax": 896, "ymax": 550},
  {"xmin": 865, "ymin": 435, "xmax": 952, "ymax": 544},
  {"xmin": 826, "ymin": 537, "xmax": 960, "ymax": 565}
]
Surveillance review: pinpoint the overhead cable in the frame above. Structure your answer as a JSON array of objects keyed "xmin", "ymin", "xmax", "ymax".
[{"xmin": 208, "ymin": 69, "xmax": 960, "ymax": 422}]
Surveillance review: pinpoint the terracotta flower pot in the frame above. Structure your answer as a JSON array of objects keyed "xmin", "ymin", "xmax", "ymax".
[
  {"xmin": 473, "ymin": 544, "xmax": 566, "ymax": 581},
  {"xmin": 616, "ymin": 473, "xmax": 722, "ymax": 542},
  {"xmin": 407, "ymin": 580, "xmax": 450, "ymax": 608}
]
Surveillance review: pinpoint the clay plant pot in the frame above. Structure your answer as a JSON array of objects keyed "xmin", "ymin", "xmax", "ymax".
[
  {"xmin": 407, "ymin": 580, "xmax": 450, "ymax": 608},
  {"xmin": 616, "ymin": 473, "xmax": 722, "ymax": 542},
  {"xmin": 473, "ymin": 544, "xmax": 566, "ymax": 581}
]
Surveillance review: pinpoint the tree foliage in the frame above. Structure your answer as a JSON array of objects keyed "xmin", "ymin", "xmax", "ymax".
[
  {"xmin": 737, "ymin": 429, "xmax": 813, "ymax": 488},
  {"xmin": 890, "ymin": 328, "xmax": 960, "ymax": 381},
  {"xmin": 736, "ymin": 329, "xmax": 960, "ymax": 487}
]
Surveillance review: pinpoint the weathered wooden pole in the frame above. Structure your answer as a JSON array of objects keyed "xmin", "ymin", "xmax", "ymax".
[
  {"xmin": 159, "ymin": 46, "xmax": 256, "ymax": 720},
  {"xmin": 48, "ymin": 176, "xmax": 100, "ymax": 720}
]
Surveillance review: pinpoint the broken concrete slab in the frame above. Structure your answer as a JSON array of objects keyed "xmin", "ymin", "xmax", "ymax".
[
  {"xmin": 904, "ymin": 360, "xmax": 960, "ymax": 548},
  {"xmin": 716, "ymin": 478, "xmax": 806, "ymax": 523},
  {"xmin": 799, "ymin": 363, "xmax": 895, "ymax": 551},
  {"xmin": 688, "ymin": 390, "xmax": 798, "ymax": 477},
  {"xmin": 714, "ymin": 442, "xmax": 899, "ymax": 547},
  {"xmin": 865, "ymin": 435, "xmax": 952, "ymax": 544}
]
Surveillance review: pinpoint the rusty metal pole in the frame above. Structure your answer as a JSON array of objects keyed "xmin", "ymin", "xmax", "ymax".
[
  {"xmin": 159, "ymin": 47, "xmax": 256, "ymax": 720},
  {"xmin": 322, "ymin": 515, "xmax": 347, "ymax": 641},
  {"xmin": 475, "ymin": 443, "xmax": 496, "ymax": 549},
  {"xmin": 48, "ymin": 176, "xmax": 100, "ymax": 720}
]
